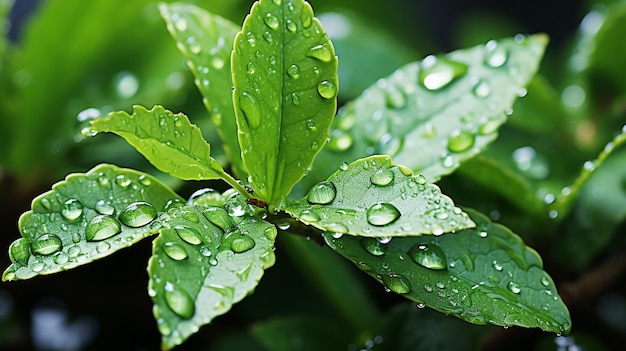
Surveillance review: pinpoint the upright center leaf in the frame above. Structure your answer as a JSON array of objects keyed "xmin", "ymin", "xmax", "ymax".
[{"xmin": 232, "ymin": 0, "xmax": 338, "ymax": 205}]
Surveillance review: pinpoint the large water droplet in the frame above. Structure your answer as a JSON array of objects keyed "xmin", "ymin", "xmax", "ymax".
[
  {"xmin": 239, "ymin": 92, "xmax": 262, "ymax": 129},
  {"xmin": 85, "ymin": 215, "xmax": 122, "ymax": 241},
  {"xmin": 203, "ymin": 207, "xmax": 233, "ymax": 231},
  {"xmin": 307, "ymin": 181, "xmax": 337, "ymax": 204},
  {"xmin": 472, "ymin": 79, "xmax": 491, "ymax": 98},
  {"xmin": 231, "ymin": 235, "xmax": 255, "ymax": 253},
  {"xmin": 9, "ymin": 238, "xmax": 31, "ymax": 263},
  {"xmin": 366, "ymin": 203, "xmax": 401, "ymax": 226},
  {"xmin": 286, "ymin": 19, "xmax": 297, "ymax": 32},
  {"xmin": 409, "ymin": 244, "xmax": 447, "ymax": 270},
  {"xmin": 484, "ymin": 40, "xmax": 509, "ymax": 68},
  {"xmin": 370, "ymin": 168, "xmax": 394, "ymax": 187},
  {"xmin": 164, "ymin": 282, "xmax": 195, "ymax": 319},
  {"xmin": 382, "ymin": 274, "xmax": 412, "ymax": 294},
  {"xmin": 118, "ymin": 202, "xmax": 157, "ymax": 227},
  {"xmin": 287, "ymin": 64, "xmax": 300, "ymax": 79},
  {"xmin": 299, "ymin": 209, "xmax": 320, "ymax": 222},
  {"xmin": 419, "ymin": 56, "xmax": 468, "ymax": 91},
  {"xmin": 31, "ymin": 234, "xmax": 63, "ymax": 256},
  {"xmin": 95, "ymin": 200, "xmax": 115, "ymax": 215},
  {"xmin": 175, "ymin": 226, "xmax": 202, "ymax": 245},
  {"xmin": 326, "ymin": 222, "xmax": 349, "ymax": 233},
  {"xmin": 447, "ymin": 129, "xmax": 475, "ymax": 153},
  {"xmin": 163, "ymin": 242, "xmax": 189, "ymax": 261},
  {"xmin": 361, "ymin": 238, "xmax": 387, "ymax": 256},
  {"xmin": 61, "ymin": 199, "xmax": 84, "ymax": 222},
  {"xmin": 264, "ymin": 13, "xmax": 280, "ymax": 30},
  {"xmin": 317, "ymin": 80, "xmax": 337, "ymax": 99},
  {"xmin": 306, "ymin": 44, "xmax": 332, "ymax": 62}
]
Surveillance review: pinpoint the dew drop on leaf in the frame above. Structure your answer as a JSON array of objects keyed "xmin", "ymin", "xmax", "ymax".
[
  {"xmin": 299, "ymin": 209, "xmax": 320, "ymax": 222},
  {"xmin": 175, "ymin": 226, "xmax": 202, "ymax": 245},
  {"xmin": 163, "ymin": 242, "xmax": 189, "ymax": 261},
  {"xmin": 472, "ymin": 79, "xmax": 491, "ymax": 98},
  {"xmin": 118, "ymin": 202, "xmax": 157, "ymax": 228},
  {"xmin": 419, "ymin": 56, "xmax": 468, "ymax": 91},
  {"xmin": 366, "ymin": 203, "xmax": 401, "ymax": 226},
  {"xmin": 115, "ymin": 174, "xmax": 132, "ymax": 188},
  {"xmin": 287, "ymin": 64, "xmax": 300, "ymax": 79},
  {"xmin": 382, "ymin": 273, "xmax": 412, "ymax": 294},
  {"xmin": 61, "ymin": 199, "xmax": 84, "ymax": 222},
  {"xmin": 478, "ymin": 118, "xmax": 500, "ymax": 135},
  {"xmin": 307, "ymin": 181, "xmax": 337, "ymax": 204},
  {"xmin": 164, "ymin": 282, "xmax": 195, "ymax": 319},
  {"xmin": 53, "ymin": 252, "xmax": 69, "ymax": 265},
  {"xmin": 95, "ymin": 200, "xmax": 115, "ymax": 215},
  {"xmin": 30, "ymin": 234, "xmax": 63, "ymax": 256},
  {"xmin": 286, "ymin": 19, "xmax": 297, "ymax": 32},
  {"xmin": 361, "ymin": 238, "xmax": 387, "ymax": 256},
  {"xmin": 9, "ymin": 238, "xmax": 30, "ymax": 263},
  {"xmin": 203, "ymin": 207, "xmax": 234, "ymax": 231},
  {"xmin": 181, "ymin": 211, "xmax": 200, "ymax": 223},
  {"xmin": 409, "ymin": 244, "xmax": 447, "ymax": 270},
  {"xmin": 326, "ymin": 222, "xmax": 349, "ymax": 233},
  {"xmin": 96, "ymin": 241, "xmax": 111, "ymax": 253},
  {"xmin": 484, "ymin": 40, "xmax": 509, "ymax": 68},
  {"xmin": 231, "ymin": 236, "xmax": 255, "ymax": 253},
  {"xmin": 264, "ymin": 13, "xmax": 280, "ymax": 30},
  {"xmin": 508, "ymin": 281, "xmax": 522, "ymax": 294},
  {"xmin": 85, "ymin": 215, "xmax": 122, "ymax": 241},
  {"xmin": 370, "ymin": 168, "xmax": 395, "ymax": 186},
  {"xmin": 239, "ymin": 91, "xmax": 262, "ymax": 129},
  {"xmin": 306, "ymin": 44, "xmax": 332, "ymax": 62},
  {"xmin": 317, "ymin": 80, "xmax": 337, "ymax": 99},
  {"xmin": 447, "ymin": 129, "xmax": 475, "ymax": 153}
]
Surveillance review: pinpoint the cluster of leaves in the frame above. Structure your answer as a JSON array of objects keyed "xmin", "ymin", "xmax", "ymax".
[{"xmin": 4, "ymin": 0, "xmax": 626, "ymax": 349}]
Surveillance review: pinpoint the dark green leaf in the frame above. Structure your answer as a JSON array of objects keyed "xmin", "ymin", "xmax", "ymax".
[
  {"xmin": 251, "ymin": 315, "xmax": 350, "ymax": 351},
  {"xmin": 284, "ymin": 155, "xmax": 474, "ymax": 237},
  {"xmin": 323, "ymin": 208, "xmax": 571, "ymax": 334},
  {"xmin": 2, "ymin": 164, "xmax": 183, "ymax": 281},
  {"xmin": 149, "ymin": 195, "xmax": 276, "ymax": 350},
  {"xmin": 588, "ymin": 2, "xmax": 626, "ymax": 95},
  {"xmin": 308, "ymin": 34, "xmax": 547, "ymax": 186},
  {"xmin": 231, "ymin": 0, "xmax": 338, "ymax": 204},
  {"xmin": 89, "ymin": 105, "xmax": 226, "ymax": 181},
  {"xmin": 159, "ymin": 3, "xmax": 247, "ymax": 179}
]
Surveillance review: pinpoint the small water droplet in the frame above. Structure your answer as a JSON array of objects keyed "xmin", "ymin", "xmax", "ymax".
[
  {"xmin": 287, "ymin": 64, "xmax": 300, "ymax": 79},
  {"xmin": 118, "ymin": 202, "xmax": 157, "ymax": 228},
  {"xmin": 385, "ymin": 86, "xmax": 407, "ymax": 109},
  {"xmin": 53, "ymin": 252, "xmax": 69, "ymax": 264},
  {"xmin": 493, "ymin": 260, "xmax": 503, "ymax": 271},
  {"xmin": 317, "ymin": 80, "xmax": 337, "ymax": 99},
  {"xmin": 60, "ymin": 199, "xmax": 84, "ymax": 222},
  {"xmin": 164, "ymin": 198, "xmax": 185, "ymax": 211},
  {"xmin": 163, "ymin": 242, "xmax": 189, "ymax": 260},
  {"xmin": 307, "ymin": 181, "xmax": 337, "ymax": 204},
  {"xmin": 540, "ymin": 276, "xmax": 550, "ymax": 287},
  {"xmin": 508, "ymin": 281, "xmax": 522, "ymax": 294},
  {"xmin": 96, "ymin": 241, "xmax": 111, "ymax": 253},
  {"xmin": 382, "ymin": 274, "xmax": 412, "ymax": 294},
  {"xmin": 31, "ymin": 234, "xmax": 63, "ymax": 256},
  {"xmin": 447, "ymin": 129, "xmax": 475, "ymax": 153},
  {"xmin": 31, "ymin": 261, "xmax": 45, "ymax": 272},
  {"xmin": 370, "ymin": 168, "xmax": 394, "ymax": 186},
  {"xmin": 138, "ymin": 175, "xmax": 152, "ymax": 186},
  {"xmin": 366, "ymin": 203, "xmax": 401, "ymax": 226},
  {"xmin": 164, "ymin": 282, "xmax": 195, "ymax": 319},
  {"xmin": 175, "ymin": 226, "xmax": 202, "ymax": 245},
  {"xmin": 85, "ymin": 215, "xmax": 122, "ymax": 241},
  {"xmin": 306, "ymin": 44, "xmax": 332, "ymax": 62},
  {"xmin": 361, "ymin": 238, "xmax": 387, "ymax": 256},
  {"xmin": 115, "ymin": 175, "xmax": 132, "ymax": 188},
  {"xmin": 239, "ymin": 92, "xmax": 262, "ymax": 129},
  {"xmin": 419, "ymin": 56, "xmax": 468, "ymax": 91},
  {"xmin": 9, "ymin": 238, "xmax": 31, "ymax": 263},
  {"xmin": 181, "ymin": 211, "xmax": 200, "ymax": 223},
  {"xmin": 264, "ymin": 13, "xmax": 279, "ymax": 30},
  {"xmin": 262, "ymin": 31, "xmax": 274, "ymax": 43},
  {"xmin": 291, "ymin": 93, "xmax": 300, "ymax": 105},
  {"xmin": 231, "ymin": 236, "xmax": 255, "ymax": 253},
  {"xmin": 203, "ymin": 207, "xmax": 233, "ymax": 231},
  {"xmin": 299, "ymin": 209, "xmax": 320, "ymax": 222},
  {"xmin": 286, "ymin": 19, "xmax": 297, "ymax": 32},
  {"xmin": 478, "ymin": 118, "xmax": 500, "ymax": 135},
  {"xmin": 484, "ymin": 40, "xmax": 509, "ymax": 68},
  {"xmin": 472, "ymin": 79, "xmax": 491, "ymax": 98},
  {"xmin": 327, "ymin": 222, "xmax": 349, "ymax": 233},
  {"xmin": 246, "ymin": 62, "xmax": 256, "ymax": 74},
  {"xmin": 409, "ymin": 244, "xmax": 447, "ymax": 270},
  {"xmin": 339, "ymin": 162, "xmax": 349, "ymax": 171}
]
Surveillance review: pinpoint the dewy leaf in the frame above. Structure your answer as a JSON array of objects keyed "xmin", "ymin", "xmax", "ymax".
[
  {"xmin": 284, "ymin": 155, "xmax": 474, "ymax": 237},
  {"xmin": 310, "ymin": 34, "xmax": 547, "ymax": 185},
  {"xmin": 231, "ymin": 0, "xmax": 338, "ymax": 204},
  {"xmin": 149, "ymin": 195, "xmax": 276, "ymax": 349},
  {"xmin": 323, "ymin": 208, "xmax": 571, "ymax": 334},
  {"xmin": 3, "ymin": 164, "xmax": 183, "ymax": 281},
  {"xmin": 89, "ymin": 105, "xmax": 226, "ymax": 181},
  {"xmin": 159, "ymin": 3, "xmax": 247, "ymax": 179}
]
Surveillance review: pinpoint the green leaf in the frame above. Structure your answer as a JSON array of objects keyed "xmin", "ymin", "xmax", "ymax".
[
  {"xmin": 2, "ymin": 164, "xmax": 183, "ymax": 281},
  {"xmin": 89, "ymin": 105, "xmax": 226, "ymax": 181},
  {"xmin": 309, "ymin": 34, "xmax": 547, "ymax": 185},
  {"xmin": 323, "ymin": 208, "xmax": 571, "ymax": 334},
  {"xmin": 284, "ymin": 155, "xmax": 474, "ymax": 237},
  {"xmin": 231, "ymin": 0, "xmax": 338, "ymax": 204},
  {"xmin": 588, "ymin": 2, "xmax": 626, "ymax": 95},
  {"xmin": 149, "ymin": 195, "xmax": 277, "ymax": 350},
  {"xmin": 159, "ymin": 3, "xmax": 247, "ymax": 179},
  {"xmin": 251, "ymin": 316, "xmax": 350, "ymax": 351}
]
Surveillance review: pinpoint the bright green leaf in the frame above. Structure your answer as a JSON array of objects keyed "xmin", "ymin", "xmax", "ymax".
[
  {"xmin": 2, "ymin": 164, "xmax": 183, "ymax": 281},
  {"xmin": 251, "ymin": 315, "xmax": 350, "ymax": 351},
  {"xmin": 323, "ymin": 208, "xmax": 571, "ymax": 334},
  {"xmin": 149, "ymin": 195, "xmax": 276, "ymax": 350},
  {"xmin": 89, "ymin": 105, "xmax": 226, "ymax": 181},
  {"xmin": 231, "ymin": 0, "xmax": 338, "ymax": 204},
  {"xmin": 159, "ymin": 3, "xmax": 247, "ymax": 179},
  {"xmin": 308, "ymin": 34, "xmax": 547, "ymax": 186},
  {"xmin": 284, "ymin": 155, "xmax": 474, "ymax": 237}
]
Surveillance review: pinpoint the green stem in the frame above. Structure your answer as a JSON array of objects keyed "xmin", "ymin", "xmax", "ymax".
[{"xmin": 220, "ymin": 170, "xmax": 254, "ymax": 200}]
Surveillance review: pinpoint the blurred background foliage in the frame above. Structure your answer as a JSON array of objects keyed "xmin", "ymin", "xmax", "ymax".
[{"xmin": 1, "ymin": 0, "xmax": 626, "ymax": 350}]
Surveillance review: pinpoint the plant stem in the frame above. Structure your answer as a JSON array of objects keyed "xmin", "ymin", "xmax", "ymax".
[{"xmin": 220, "ymin": 170, "xmax": 254, "ymax": 200}]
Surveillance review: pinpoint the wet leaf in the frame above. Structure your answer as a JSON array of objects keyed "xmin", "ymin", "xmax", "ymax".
[
  {"xmin": 323, "ymin": 208, "xmax": 571, "ymax": 334},
  {"xmin": 231, "ymin": 0, "xmax": 338, "ymax": 204},
  {"xmin": 89, "ymin": 105, "xmax": 226, "ymax": 181},
  {"xmin": 251, "ymin": 315, "xmax": 350, "ymax": 351},
  {"xmin": 284, "ymin": 155, "xmax": 474, "ymax": 237},
  {"xmin": 159, "ymin": 3, "xmax": 246, "ymax": 179},
  {"xmin": 149, "ymin": 195, "xmax": 276, "ymax": 349},
  {"xmin": 3, "ymin": 164, "xmax": 183, "ymax": 281}
]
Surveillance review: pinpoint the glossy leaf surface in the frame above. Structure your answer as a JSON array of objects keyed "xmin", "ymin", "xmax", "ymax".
[
  {"xmin": 3, "ymin": 164, "xmax": 183, "ymax": 281},
  {"xmin": 309, "ymin": 34, "xmax": 547, "ymax": 186},
  {"xmin": 323, "ymin": 209, "xmax": 571, "ymax": 334},
  {"xmin": 149, "ymin": 195, "xmax": 276, "ymax": 349},
  {"xmin": 231, "ymin": 0, "xmax": 338, "ymax": 204},
  {"xmin": 159, "ymin": 3, "xmax": 246, "ymax": 178},
  {"xmin": 89, "ymin": 105, "xmax": 226, "ymax": 181},
  {"xmin": 284, "ymin": 155, "xmax": 474, "ymax": 237}
]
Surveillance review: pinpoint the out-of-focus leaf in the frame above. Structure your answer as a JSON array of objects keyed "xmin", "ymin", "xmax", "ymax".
[
  {"xmin": 148, "ymin": 195, "xmax": 276, "ymax": 349},
  {"xmin": 251, "ymin": 316, "xmax": 350, "ymax": 351},
  {"xmin": 324, "ymin": 209, "xmax": 572, "ymax": 334},
  {"xmin": 588, "ymin": 2, "xmax": 626, "ymax": 96},
  {"xmin": 89, "ymin": 105, "xmax": 226, "ymax": 181},
  {"xmin": 159, "ymin": 3, "xmax": 246, "ymax": 179},
  {"xmin": 3, "ymin": 164, "xmax": 183, "ymax": 281},
  {"xmin": 305, "ymin": 34, "xmax": 547, "ymax": 188},
  {"xmin": 231, "ymin": 0, "xmax": 338, "ymax": 204},
  {"xmin": 284, "ymin": 155, "xmax": 474, "ymax": 237}
]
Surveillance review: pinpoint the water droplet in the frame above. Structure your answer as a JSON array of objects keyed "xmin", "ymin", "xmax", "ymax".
[
  {"xmin": 327, "ymin": 131, "xmax": 353, "ymax": 151},
  {"xmin": 85, "ymin": 215, "xmax": 122, "ymax": 241},
  {"xmin": 264, "ymin": 13, "xmax": 279, "ymax": 30},
  {"xmin": 361, "ymin": 238, "xmax": 387, "ymax": 256},
  {"xmin": 164, "ymin": 198, "xmax": 185, "ymax": 211},
  {"xmin": 290, "ymin": 93, "xmax": 300, "ymax": 105},
  {"xmin": 493, "ymin": 260, "xmax": 503, "ymax": 271},
  {"xmin": 203, "ymin": 207, "xmax": 233, "ymax": 231},
  {"xmin": 370, "ymin": 168, "xmax": 394, "ymax": 186},
  {"xmin": 385, "ymin": 87, "xmax": 407, "ymax": 109},
  {"xmin": 53, "ymin": 252, "xmax": 69, "ymax": 264},
  {"xmin": 472, "ymin": 79, "xmax": 491, "ymax": 98},
  {"xmin": 382, "ymin": 274, "xmax": 412, "ymax": 294},
  {"xmin": 174, "ymin": 16, "xmax": 187, "ymax": 31},
  {"xmin": 339, "ymin": 162, "xmax": 349, "ymax": 171},
  {"xmin": 299, "ymin": 209, "xmax": 320, "ymax": 222},
  {"xmin": 409, "ymin": 244, "xmax": 447, "ymax": 270},
  {"xmin": 508, "ymin": 281, "xmax": 522, "ymax": 294},
  {"xmin": 163, "ymin": 242, "xmax": 189, "ymax": 260},
  {"xmin": 540, "ymin": 276, "xmax": 550, "ymax": 287},
  {"xmin": 287, "ymin": 64, "xmax": 300, "ymax": 79},
  {"xmin": 307, "ymin": 181, "xmax": 337, "ymax": 204},
  {"xmin": 9, "ymin": 238, "xmax": 31, "ymax": 263},
  {"xmin": 419, "ymin": 56, "xmax": 468, "ymax": 91},
  {"xmin": 118, "ymin": 202, "xmax": 157, "ymax": 228},
  {"xmin": 326, "ymin": 222, "xmax": 349, "ymax": 233},
  {"xmin": 231, "ymin": 236, "xmax": 255, "ymax": 253},
  {"xmin": 181, "ymin": 211, "xmax": 200, "ymax": 223},
  {"xmin": 246, "ymin": 62, "xmax": 256, "ymax": 74},
  {"xmin": 175, "ymin": 226, "xmax": 202, "ymax": 245},
  {"xmin": 512, "ymin": 146, "xmax": 549, "ymax": 180},
  {"xmin": 366, "ymin": 203, "xmax": 401, "ymax": 226},
  {"xmin": 31, "ymin": 234, "xmax": 63, "ymax": 256},
  {"xmin": 96, "ymin": 241, "xmax": 111, "ymax": 253},
  {"xmin": 262, "ymin": 31, "xmax": 274, "ymax": 43},
  {"xmin": 447, "ymin": 129, "xmax": 475, "ymax": 153},
  {"xmin": 115, "ymin": 175, "xmax": 132, "ymax": 188},
  {"xmin": 478, "ymin": 118, "xmax": 500, "ymax": 135},
  {"xmin": 301, "ymin": 11, "xmax": 312, "ymax": 28},
  {"xmin": 286, "ymin": 19, "xmax": 297, "ymax": 32},
  {"xmin": 239, "ymin": 92, "xmax": 262, "ymax": 129},
  {"xmin": 484, "ymin": 40, "xmax": 509, "ymax": 68},
  {"xmin": 306, "ymin": 44, "xmax": 332, "ymax": 62},
  {"xmin": 317, "ymin": 80, "xmax": 337, "ymax": 99},
  {"xmin": 164, "ymin": 282, "xmax": 195, "ymax": 319},
  {"xmin": 31, "ymin": 261, "xmax": 45, "ymax": 272}
]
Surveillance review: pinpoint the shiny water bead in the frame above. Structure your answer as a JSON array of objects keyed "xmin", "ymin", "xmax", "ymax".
[
  {"xmin": 307, "ymin": 181, "xmax": 337, "ymax": 204},
  {"xmin": 118, "ymin": 202, "xmax": 157, "ymax": 228},
  {"xmin": 361, "ymin": 238, "xmax": 387, "ymax": 256},
  {"xmin": 370, "ymin": 168, "xmax": 394, "ymax": 186},
  {"xmin": 85, "ymin": 215, "xmax": 122, "ymax": 241},
  {"xmin": 163, "ymin": 242, "xmax": 189, "ymax": 261},
  {"xmin": 30, "ymin": 234, "xmax": 63, "ymax": 256},
  {"xmin": 164, "ymin": 282, "xmax": 195, "ymax": 319},
  {"xmin": 231, "ymin": 236, "xmax": 255, "ymax": 253},
  {"xmin": 61, "ymin": 199, "xmax": 84, "ymax": 222},
  {"xmin": 366, "ymin": 203, "xmax": 401, "ymax": 226},
  {"xmin": 382, "ymin": 274, "xmax": 412, "ymax": 294},
  {"xmin": 9, "ymin": 238, "xmax": 31, "ymax": 263},
  {"xmin": 175, "ymin": 226, "xmax": 202, "ymax": 245},
  {"xmin": 203, "ymin": 207, "xmax": 233, "ymax": 231},
  {"xmin": 409, "ymin": 244, "xmax": 447, "ymax": 270},
  {"xmin": 419, "ymin": 56, "xmax": 468, "ymax": 91}
]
